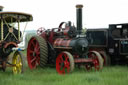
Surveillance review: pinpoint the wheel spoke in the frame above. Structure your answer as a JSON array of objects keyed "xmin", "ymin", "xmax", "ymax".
[
  {"xmin": 67, "ymin": 67, "xmax": 70, "ymax": 73},
  {"xmin": 36, "ymin": 50, "xmax": 40, "ymax": 55},
  {"xmin": 28, "ymin": 50, "xmax": 34, "ymax": 54},
  {"xmin": 64, "ymin": 61, "xmax": 70, "ymax": 73},
  {"xmin": 36, "ymin": 46, "xmax": 40, "ymax": 53},
  {"xmin": 59, "ymin": 56, "xmax": 64, "ymax": 62},
  {"xmin": 64, "ymin": 61, "xmax": 69, "ymax": 68},
  {"xmin": 66, "ymin": 61, "xmax": 70, "ymax": 67},
  {"xmin": 18, "ymin": 63, "xmax": 22, "ymax": 73},
  {"xmin": 13, "ymin": 67, "xmax": 17, "ymax": 74},
  {"xmin": 36, "ymin": 55, "xmax": 40, "ymax": 64},
  {"xmin": 35, "ymin": 42, "xmax": 39, "ymax": 51},
  {"xmin": 29, "ymin": 40, "xmax": 35, "ymax": 51},
  {"xmin": 95, "ymin": 61, "xmax": 100, "ymax": 70},
  {"xmin": 17, "ymin": 59, "xmax": 21, "ymax": 65},
  {"xmin": 65, "ymin": 55, "xmax": 69, "ymax": 61},
  {"xmin": 62, "ymin": 67, "xmax": 65, "ymax": 74},
  {"xmin": 31, "ymin": 57, "xmax": 36, "ymax": 63},
  {"xmin": 31, "ymin": 41, "xmax": 35, "ymax": 47}
]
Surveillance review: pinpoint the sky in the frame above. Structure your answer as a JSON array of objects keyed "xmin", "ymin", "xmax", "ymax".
[{"xmin": 1, "ymin": 0, "xmax": 128, "ymax": 30}]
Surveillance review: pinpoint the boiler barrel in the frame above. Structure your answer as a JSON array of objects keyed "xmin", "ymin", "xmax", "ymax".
[{"xmin": 53, "ymin": 37, "xmax": 88, "ymax": 54}]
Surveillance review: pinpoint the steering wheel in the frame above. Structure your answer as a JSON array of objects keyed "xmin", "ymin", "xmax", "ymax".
[{"xmin": 37, "ymin": 27, "xmax": 45, "ymax": 35}]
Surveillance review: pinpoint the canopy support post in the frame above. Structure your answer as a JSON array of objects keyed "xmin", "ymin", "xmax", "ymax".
[
  {"xmin": 1, "ymin": 18, "xmax": 3, "ymax": 41},
  {"xmin": 18, "ymin": 19, "xmax": 20, "ymax": 41}
]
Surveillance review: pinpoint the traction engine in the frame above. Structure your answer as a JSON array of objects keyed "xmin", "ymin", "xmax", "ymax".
[
  {"xmin": 0, "ymin": 6, "xmax": 33, "ymax": 74},
  {"xmin": 27, "ymin": 5, "xmax": 104, "ymax": 74}
]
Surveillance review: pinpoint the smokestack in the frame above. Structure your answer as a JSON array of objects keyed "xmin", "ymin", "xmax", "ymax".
[
  {"xmin": 0, "ymin": 6, "xmax": 4, "ymax": 11},
  {"xmin": 76, "ymin": 4, "xmax": 83, "ymax": 34}
]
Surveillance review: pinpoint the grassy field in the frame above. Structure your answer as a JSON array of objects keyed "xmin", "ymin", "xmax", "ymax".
[
  {"xmin": 0, "ymin": 51, "xmax": 128, "ymax": 85},
  {"xmin": 0, "ymin": 66, "xmax": 128, "ymax": 85}
]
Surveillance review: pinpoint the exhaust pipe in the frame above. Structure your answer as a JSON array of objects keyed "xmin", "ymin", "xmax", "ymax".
[{"xmin": 76, "ymin": 4, "xmax": 83, "ymax": 34}]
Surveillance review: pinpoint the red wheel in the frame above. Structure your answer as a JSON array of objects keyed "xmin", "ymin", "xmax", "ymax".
[
  {"xmin": 27, "ymin": 37, "xmax": 40, "ymax": 69},
  {"xmin": 88, "ymin": 51, "xmax": 103, "ymax": 71},
  {"xmin": 56, "ymin": 51, "xmax": 74, "ymax": 74},
  {"xmin": 37, "ymin": 27, "xmax": 45, "ymax": 35},
  {"xmin": 27, "ymin": 36, "xmax": 48, "ymax": 69}
]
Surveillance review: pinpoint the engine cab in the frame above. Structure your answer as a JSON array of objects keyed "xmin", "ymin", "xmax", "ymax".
[
  {"xmin": 108, "ymin": 24, "xmax": 128, "ymax": 55},
  {"xmin": 86, "ymin": 23, "xmax": 128, "ymax": 65}
]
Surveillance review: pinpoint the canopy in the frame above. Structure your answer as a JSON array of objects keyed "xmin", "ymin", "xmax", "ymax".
[{"xmin": 0, "ymin": 11, "xmax": 33, "ymax": 23}]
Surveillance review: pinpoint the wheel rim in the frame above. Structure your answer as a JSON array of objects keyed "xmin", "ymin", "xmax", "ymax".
[
  {"xmin": 27, "ymin": 37, "xmax": 40, "ymax": 69},
  {"xmin": 88, "ymin": 52, "xmax": 100, "ymax": 70},
  {"xmin": 99, "ymin": 51, "xmax": 110, "ymax": 66},
  {"xmin": 100, "ymin": 53, "xmax": 106, "ymax": 65},
  {"xmin": 12, "ymin": 52, "xmax": 22, "ymax": 74},
  {"xmin": 56, "ymin": 52, "xmax": 71, "ymax": 74}
]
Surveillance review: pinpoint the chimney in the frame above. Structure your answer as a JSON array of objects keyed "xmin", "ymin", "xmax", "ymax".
[
  {"xmin": 0, "ymin": 6, "xmax": 4, "ymax": 11},
  {"xmin": 76, "ymin": 4, "xmax": 83, "ymax": 34}
]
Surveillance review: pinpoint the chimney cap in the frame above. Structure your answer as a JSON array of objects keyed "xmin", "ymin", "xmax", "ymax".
[{"xmin": 76, "ymin": 4, "xmax": 83, "ymax": 9}]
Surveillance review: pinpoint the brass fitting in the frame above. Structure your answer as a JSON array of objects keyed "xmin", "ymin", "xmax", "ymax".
[{"xmin": 76, "ymin": 4, "xmax": 83, "ymax": 9}]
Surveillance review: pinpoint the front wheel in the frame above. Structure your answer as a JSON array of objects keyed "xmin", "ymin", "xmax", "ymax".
[
  {"xmin": 12, "ymin": 51, "xmax": 25, "ymax": 74},
  {"xmin": 56, "ymin": 51, "xmax": 74, "ymax": 74}
]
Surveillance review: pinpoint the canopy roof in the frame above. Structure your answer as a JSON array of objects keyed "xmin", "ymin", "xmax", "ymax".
[{"xmin": 0, "ymin": 11, "xmax": 33, "ymax": 23}]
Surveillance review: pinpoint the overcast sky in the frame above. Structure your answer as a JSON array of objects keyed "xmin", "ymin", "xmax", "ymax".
[{"xmin": 1, "ymin": 0, "xmax": 128, "ymax": 30}]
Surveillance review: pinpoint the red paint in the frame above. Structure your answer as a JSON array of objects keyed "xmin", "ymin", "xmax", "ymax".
[
  {"xmin": 27, "ymin": 37, "xmax": 40, "ymax": 69},
  {"xmin": 74, "ymin": 58, "xmax": 93, "ymax": 63},
  {"xmin": 89, "ymin": 48, "xmax": 106, "ymax": 65},
  {"xmin": 88, "ymin": 52, "xmax": 100, "ymax": 71},
  {"xmin": 4, "ymin": 42, "xmax": 17, "ymax": 48},
  {"xmin": 53, "ymin": 38, "xmax": 71, "ymax": 47},
  {"xmin": 63, "ymin": 27, "xmax": 70, "ymax": 36},
  {"xmin": 56, "ymin": 52, "xmax": 70, "ymax": 74}
]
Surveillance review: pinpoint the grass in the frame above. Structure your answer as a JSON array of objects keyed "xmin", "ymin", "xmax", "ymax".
[
  {"xmin": 0, "ymin": 66, "xmax": 128, "ymax": 85},
  {"xmin": 0, "ymin": 51, "xmax": 128, "ymax": 85}
]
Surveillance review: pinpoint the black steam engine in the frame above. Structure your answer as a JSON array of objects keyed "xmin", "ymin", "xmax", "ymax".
[
  {"xmin": 87, "ymin": 23, "xmax": 128, "ymax": 65},
  {"xmin": 27, "ymin": 5, "xmax": 104, "ymax": 74}
]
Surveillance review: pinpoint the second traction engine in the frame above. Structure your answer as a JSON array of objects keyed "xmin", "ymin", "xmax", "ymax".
[{"xmin": 27, "ymin": 5, "xmax": 104, "ymax": 74}]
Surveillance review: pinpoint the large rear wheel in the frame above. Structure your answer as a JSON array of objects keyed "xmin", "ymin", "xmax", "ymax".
[
  {"xmin": 56, "ymin": 51, "xmax": 74, "ymax": 74},
  {"xmin": 27, "ymin": 36, "xmax": 48, "ymax": 69}
]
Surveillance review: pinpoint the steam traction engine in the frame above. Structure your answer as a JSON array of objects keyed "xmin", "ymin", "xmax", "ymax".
[
  {"xmin": 0, "ymin": 6, "xmax": 33, "ymax": 74},
  {"xmin": 87, "ymin": 23, "xmax": 128, "ymax": 65},
  {"xmin": 27, "ymin": 5, "xmax": 104, "ymax": 74}
]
